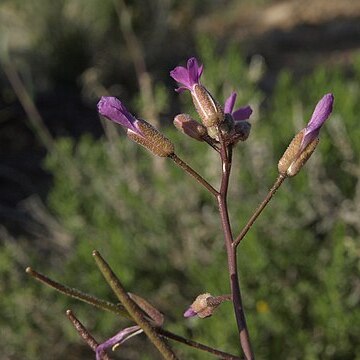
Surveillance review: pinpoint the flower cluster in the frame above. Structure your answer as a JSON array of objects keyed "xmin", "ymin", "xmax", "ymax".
[
  {"xmin": 97, "ymin": 57, "xmax": 255, "ymax": 158},
  {"xmin": 170, "ymin": 57, "xmax": 253, "ymax": 144},
  {"xmin": 94, "ymin": 56, "xmax": 334, "ymax": 359}
]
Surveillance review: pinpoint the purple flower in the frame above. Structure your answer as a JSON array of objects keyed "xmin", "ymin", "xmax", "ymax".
[
  {"xmin": 278, "ymin": 93, "xmax": 334, "ymax": 177},
  {"xmin": 97, "ymin": 96, "xmax": 142, "ymax": 136},
  {"xmin": 224, "ymin": 92, "xmax": 252, "ymax": 121},
  {"xmin": 97, "ymin": 96, "xmax": 175, "ymax": 157},
  {"xmin": 170, "ymin": 57, "xmax": 203, "ymax": 93},
  {"xmin": 301, "ymin": 93, "xmax": 334, "ymax": 151},
  {"xmin": 96, "ymin": 325, "xmax": 143, "ymax": 360}
]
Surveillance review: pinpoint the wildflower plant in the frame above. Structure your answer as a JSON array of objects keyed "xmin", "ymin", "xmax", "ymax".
[{"xmin": 27, "ymin": 57, "xmax": 334, "ymax": 359}]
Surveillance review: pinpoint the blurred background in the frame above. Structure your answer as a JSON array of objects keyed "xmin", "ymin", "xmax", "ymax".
[{"xmin": 1, "ymin": 0, "xmax": 360, "ymax": 359}]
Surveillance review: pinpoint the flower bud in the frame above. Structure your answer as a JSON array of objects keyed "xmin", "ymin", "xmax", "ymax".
[
  {"xmin": 184, "ymin": 293, "xmax": 212, "ymax": 318},
  {"xmin": 173, "ymin": 114, "xmax": 207, "ymax": 141},
  {"xmin": 183, "ymin": 293, "xmax": 230, "ymax": 319},
  {"xmin": 204, "ymin": 114, "xmax": 236, "ymax": 141},
  {"xmin": 127, "ymin": 119, "xmax": 175, "ymax": 157},
  {"xmin": 278, "ymin": 129, "xmax": 319, "ymax": 177},
  {"xmin": 278, "ymin": 93, "xmax": 334, "ymax": 177},
  {"xmin": 192, "ymin": 85, "xmax": 224, "ymax": 127},
  {"xmin": 232, "ymin": 120, "xmax": 251, "ymax": 143},
  {"xmin": 219, "ymin": 113, "xmax": 235, "ymax": 134}
]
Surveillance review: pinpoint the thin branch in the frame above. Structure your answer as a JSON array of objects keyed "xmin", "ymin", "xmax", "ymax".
[
  {"xmin": 27, "ymin": 266, "xmax": 245, "ymax": 358},
  {"xmin": 26, "ymin": 267, "xmax": 130, "ymax": 319},
  {"xmin": 66, "ymin": 309, "xmax": 111, "ymax": 360},
  {"xmin": 169, "ymin": 153, "xmax": 219, "ymax": 196},
  {"xmin": 203, "ymin": 135, "xmax": 221, "ymax": 152},
  {"xmin": 92, "ymin": 250, "xmax": 178, "ymax": 360},
  {"xmin": 158, "ymin": 329, "xmax": 242, "ymax": 360},
  {"xmin": 233, "ymin": 174, "xmax": 286, "ymax": 249},
  {"xmin": 128, "ymin": 292, "xmax": 164, "ymax": 326}
]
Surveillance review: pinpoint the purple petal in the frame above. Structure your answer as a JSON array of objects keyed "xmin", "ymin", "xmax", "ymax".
[
  {"xmin": 174, "ymin": 85, "xmax": 190, "ymax": 94},
  {"xmin": 224, "ymin": 92, "xmax": 237, "ymax": 114},
  {"xmin": 301, "ymin": 93, "xmax": 334, "ymax": 150},
  {"xmin": 97, "ymin": 96, "xmax": 141, "ymax": 135},
  {"xmin": 198, "ymin": 64, "xmax": 204, "ymax": 79},
  {"xmin": 170, "ymin": 57, "xmax": 203, "ymax": 92},
  {"xmin": 184, "ymin": 308, "xmax": 197, "ymax": 318},
  {"xmin": 187, "ymin": 57, "xmax": 202, "ymax": 87},
  {"xmin": 307, "ymin": 93, "xmax": 334, "ymax": 131},
  {"xmin": 232, "ymin": 105, "xmax": 253, "ymax": 121},
  {"xmin": 170, "ymin": 66, "xmax": 191, "ymax": 90},
  {"xmin": 96, "ymin": 326, "xmax": 142, "ymax": 360}
]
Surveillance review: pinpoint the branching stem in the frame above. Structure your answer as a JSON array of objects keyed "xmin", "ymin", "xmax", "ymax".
[
  {"xmin": 158, "ymin": 329, "xmax": 242, "ymax": 360},
  {"xmin": 93, "ymin": 250, "xmax": 178, "ymax": 360},
  {"xmin": 27, "ymin": 267, "xmax": 239, "ymax": 359},
  {"xmin": 217, "ymin": 131, "xmax": 254, "ymax": 360},
  {"xmin": 66, "ymin": 310, "xmax": 111, "ymax": 360},
  {"xmin": 26, "ymin": 267, "xmax": 129, "ymax": 318},
  {"xmin": 233, "ymin": 174, "xmax": 286, "ymax": 249}
]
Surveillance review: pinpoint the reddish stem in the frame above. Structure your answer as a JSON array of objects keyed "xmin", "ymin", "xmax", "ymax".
[{"xmin": 217, "ymin": 135, "xmax": 254, "ymax": 360}]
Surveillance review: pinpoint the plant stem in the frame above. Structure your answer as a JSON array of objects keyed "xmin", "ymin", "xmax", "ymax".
[
  {"xmin": 158, "ymin": 329, "xmax": 242, "ymax": 360},
  {"xmin": 218, "ymin": 196, "xmax": 254, "ymax": 360},
  {"xmin": 26, "ymin": 267, "xmax": 130, "ymax": 319},
  {"xmin": 93, "ymin": 250, "xmax": 178, "ymax": 360},
  {"xmin": 169, "ymin": 153, "xmax": 219, "ymax": 196},
  {"xmin": 233, "ymin": 174, "xmax": 286, "ymax": 249},
  {"xmin": 66, "ymin": 310, "xmax": 111, "ymax": 360},
  {"xmin": 217, "ymin": 135, "xmax": 254, "ymax": 360},
  {"xmin": 27, "ymin": 267, "xmax": 242, "ymax": 358}
]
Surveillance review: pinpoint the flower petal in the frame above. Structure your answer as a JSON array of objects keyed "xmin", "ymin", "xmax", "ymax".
[
  {"xmin": 307, "ymin": 93, "xmax": 334, "ymax": 131},
  {"xmin": 170, "ymin": 57, "xmax": 203, "ymax": 92},
  {"xmin": 187, "ymin": 57, "xmax": 202, "ymax": 87},
  {"xmin": 97, "ymin": 96, "xmax": 141, "ymax": 135},
  {"xmin": 232, "ymin": 105, "xmax": 253, "ymax": 121},
  {"xmin": 96, "ymin": 326, "xmax": 142, "ymax": 360},
  {"xmin": 224, "ymin": 92, "xmax": 237, "ymax": 114},
  {"xmin": 183, "ymin": 308, "xmax": 197, "ymax": 318},
  {"xmin": 174, "ymin": 85, "xmax": 190, "ymax": 94},
  {"xmin": 301, "ymin": 93, "xmax": 334, "ymax": 150},
  {"xmin": 170, "ymin": 66, "xmax": 191, "ymax": 90}
]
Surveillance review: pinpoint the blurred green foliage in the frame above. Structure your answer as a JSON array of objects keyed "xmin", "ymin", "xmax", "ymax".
[{"xmin": 2, "ymin": 37, "xmax": 360, "ymax": 360}]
